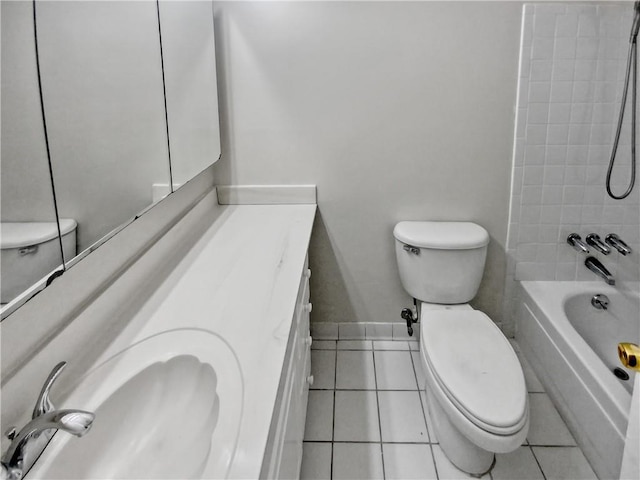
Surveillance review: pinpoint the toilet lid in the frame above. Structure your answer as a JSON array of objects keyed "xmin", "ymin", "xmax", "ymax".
[
  {"xmin": 1, "ymin": 219, "xmax": 77, "ymax": 249},
  {"xmin": 421, "ymin": 310, "xmax": 527, "ymax": 433}
]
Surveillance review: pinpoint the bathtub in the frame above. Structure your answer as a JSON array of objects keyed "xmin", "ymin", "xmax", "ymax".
[{"xmin": 516, "ymin": 281, "xmax": 639, "ymax": 480}]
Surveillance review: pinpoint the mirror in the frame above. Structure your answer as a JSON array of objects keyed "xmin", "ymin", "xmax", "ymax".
[{"xmin": 0, "ymin": 0, "xmax": 221, "ymax": 315}]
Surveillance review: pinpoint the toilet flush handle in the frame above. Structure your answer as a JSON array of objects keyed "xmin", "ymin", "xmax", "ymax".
[{"xmin": 403, "ymin": 244, "xmax": 420, "ymax": 255}]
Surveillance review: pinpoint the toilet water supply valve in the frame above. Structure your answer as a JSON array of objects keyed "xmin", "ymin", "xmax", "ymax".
[{"xmin": 401, "ymin": 299, "xmax": 419, "ymax": 336}]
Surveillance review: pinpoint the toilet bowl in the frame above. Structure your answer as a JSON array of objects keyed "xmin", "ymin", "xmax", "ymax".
[
  {"xmin": 420, "ymin": 307, "xmax": 528, "ymax": 474},
  {"xmin": 393, "ymin": 221, "xmax": 529, "ymax": 475}
]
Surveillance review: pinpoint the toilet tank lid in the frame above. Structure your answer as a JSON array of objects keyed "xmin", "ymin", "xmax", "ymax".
[
  {"xmin": 1, "ymin": 219, "xmax": 77, "ymax": 249},
  {"xmin": 393, "ymin": 221, "xmax": 489, "ymax": 249}
]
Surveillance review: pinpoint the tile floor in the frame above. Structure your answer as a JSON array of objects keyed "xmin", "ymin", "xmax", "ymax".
[{"xmin": 301, "ymin": 338, "xmax": 598, "ymax": 480}]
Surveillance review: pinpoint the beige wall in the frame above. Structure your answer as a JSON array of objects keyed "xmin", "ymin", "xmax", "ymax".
[{"xmin": 212, "ymin": 1, "xmax": 523, "ymax": 327}]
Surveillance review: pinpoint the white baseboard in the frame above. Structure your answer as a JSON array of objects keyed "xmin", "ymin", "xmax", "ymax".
[{"xmin": 310, "ymin": 321, "xmax": 420, "ymax": 342}]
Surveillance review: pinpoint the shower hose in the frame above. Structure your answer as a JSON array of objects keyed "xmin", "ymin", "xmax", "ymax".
[{"xmin": 607, "ymin": 5, "xmax": 640, "ymax": 200}]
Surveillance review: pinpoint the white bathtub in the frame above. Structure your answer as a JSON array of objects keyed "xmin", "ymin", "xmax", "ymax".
[{"xmin": 516, "ymin": 281, "xmax": 639, "ymax": 480}]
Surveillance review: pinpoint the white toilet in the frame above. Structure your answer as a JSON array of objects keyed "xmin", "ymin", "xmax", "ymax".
[
  {"xmin": 1, "ymin": 219, "xmax": 77, "ymax": 304},
  {"xmin": 393, "ymin": 221, "xmax": 529, "ymax": 476}
]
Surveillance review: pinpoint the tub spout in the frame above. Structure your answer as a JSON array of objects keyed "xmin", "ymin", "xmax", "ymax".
[{"xmin": 584, "ymin": 257, "xmax": 615, "ymax": 285}]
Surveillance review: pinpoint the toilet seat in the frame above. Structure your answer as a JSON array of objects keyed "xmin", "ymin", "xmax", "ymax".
[{"xmin": 421, "ymin": 309, "xmax": 528, "ymax": 436}]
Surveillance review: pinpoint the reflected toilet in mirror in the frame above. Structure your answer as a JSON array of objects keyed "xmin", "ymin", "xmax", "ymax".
[
  {"xmin": 0, "ymin": 220, "xmax": 76, "ymax": 304},
  {"xmin": 0, "ymin": 0, "xmax": 221, "ymax": 317}
]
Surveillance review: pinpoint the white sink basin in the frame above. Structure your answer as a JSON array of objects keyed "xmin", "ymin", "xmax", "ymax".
[{"xmin": 28, "ymin": 329, "xmax": 243, "ymax": 479}]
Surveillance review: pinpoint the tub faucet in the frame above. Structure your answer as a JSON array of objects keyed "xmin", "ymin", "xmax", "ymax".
[
  {"xmin": 605, "ymin": 234, "xmax": 632, "ymax": 256},
  {"xmin": 586, "ymin": 234, "xmax": 611, "ymax": 255},
  {"xmin": 567, "ymin": 233, "xmax": 590, "ymax": 254},
  {"xmin": 584, "ymin": 257, "xmax": 616, "ymax": 285},
  {"xmin": 1, "ymin": 362, "xmax": 95, "ymax": 480}
]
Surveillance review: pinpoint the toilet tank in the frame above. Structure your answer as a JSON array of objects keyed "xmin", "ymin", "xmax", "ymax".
[
  {"xmin": 393, "ymin": 221, "xmax": 489, "ymax": 304},
  {"xmin": 1, "ymin": 219, "xmax": 77, "ymax": 304}
]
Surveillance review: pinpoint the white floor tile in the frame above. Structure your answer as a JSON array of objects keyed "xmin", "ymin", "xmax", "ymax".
[
  {"xmin": 304, "ymin": 391, "xmax": 333, "ymax": 441},
  {"xmin": 378, "ymin": 391, "xmax": 429, "ymax": 442},
  {"xmin": 492, "ymin": 446, "xmax": 544, "ymax": 479},
  {"xmin": 532, "ymin": 446, "xmax": 598, "ymax": 480},
  {"xmin": 382, "ymin": 443, "xmax": 437, "ymax": 480},
  {"xmin": 527, "ymin": 394, "xmax": 576, "ymax": 446},
  {"xmin": 374, "ymin": 350, "xmax": 418, "ymax": 390},
  {"xmin": 431, "ymin": 445, "xmax": 490, "ymax": 479},
  {"xmin": 337, "ymin": 340, "xmax": 372, "ymax": 350},
  {"xmin": 409, "ymin": 340, "xmax": 420, "ymax": 351},
  {"xmin": 310, "ymin": 350, "xmax": 335, "ymax": 390},
  {"xmin": 420, "ymin": 390, "xmax": 438, "ymax": 443},
  {"xmin": 411, "ymin": 351, "xmax": 427, "ymax": 390},
  {"xmin": 311, "ymin": 340, "xmax": 336, "ymax": 350},
  {"xmin": 373, "ymin": 340, "xmax": 409, "ymax": 351},
  {"xmin": 300, "ymin": 442, "xmax": 332, "ymax": 480},
  {"xmin": 335, "ymin": 350, "xmax": 376, "ymax": 389},
  {"xmin": 332, "ymin": 443, "xmax": 384, "ymax": 480},
  {"xmin": 333, "ymin": 391, "xmax": 380, "ymax": 441}
]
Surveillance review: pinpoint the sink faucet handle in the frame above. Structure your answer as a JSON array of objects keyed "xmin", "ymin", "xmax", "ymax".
[
  {"xmin": 605, "ymin": 234, "xmax": 632, "ymax": 256},
  {"xmin": 567, "ymin": 233, "xmax": 590, "ymax": 254},
  {"xmin": 586, "ymin": 234, "xmax": 611, "ymax": 255},
  {"xmin": 33, "ymin": 362, "xmax": 67, "ymax": 419}
]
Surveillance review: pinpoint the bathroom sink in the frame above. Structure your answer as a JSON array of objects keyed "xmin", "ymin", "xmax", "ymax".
[{"xmin": 27, "ymin": 329, "xmax": 244, "ymax": 479}]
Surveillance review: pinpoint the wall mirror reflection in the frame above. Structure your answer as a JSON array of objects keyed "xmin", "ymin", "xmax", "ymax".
[{"xmin": 0, "ymin": 0, "xmax": 221, "ymax": 316}]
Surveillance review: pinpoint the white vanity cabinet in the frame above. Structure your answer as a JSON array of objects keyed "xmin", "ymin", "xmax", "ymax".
[{"xmin": 261, "ymin": 257, "xmax": 313, "ymax": 479}]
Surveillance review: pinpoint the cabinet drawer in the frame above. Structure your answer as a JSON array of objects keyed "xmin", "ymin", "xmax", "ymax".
[{"xmin": 260, "ymin": 256, "xmax": 312, "ymax": 479}]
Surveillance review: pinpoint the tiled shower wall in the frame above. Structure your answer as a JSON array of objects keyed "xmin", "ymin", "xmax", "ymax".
[{"xmin": 506, "ymin": 2, "xmax": 640, "ymax": 329}]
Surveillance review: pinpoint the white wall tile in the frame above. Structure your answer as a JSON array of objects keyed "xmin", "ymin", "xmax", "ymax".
[
  {"xmin": 556, "ymin": 14, "xmax": 578, "ymax": 38},
  {"xmin": 508, "ymin": 4, "xmax": 638, "ymax": 335},
  {"xmin": 532, "ymin": 37, "xmax": 555, "ymax": 59},
  {"xmin": 547, "ymin": 124, "xmax": 569, "ymax": 145},
  {"xmin": 529, "ymin": 82, "xmax": 551, "ymax": 102},
  {"xmin": 550, "ymin": 81, "xmax": 573, "ymax": 102},
  {"xmin": 534, "ymin": 13, "xmax": 557, "ymax": 37},
  {"xmin": 570, "ymin": 103, "xmax": 593, "ymax": 124},
  {"xmin": 553, "ymin": 37, "xmax": 576, "ymax": 58},
  {"xmin": 548, "ymin": 103, "xmax": 571, "ymax": 124},
  {"xmin": 525, "ymin": 145, "xmax": 546, "ymax": 164},
  {"xmin": 552, "ymin": 60, "xmax": 574, "ymax": 81}
]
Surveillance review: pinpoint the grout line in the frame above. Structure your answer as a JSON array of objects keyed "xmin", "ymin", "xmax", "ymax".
[
  {"xmin": 312, "ymin": 388, "xmax": 421, "ymax": 392},
  {"xmin": 307, "ymin": 440, "xmax": 434, "ymax": 445},
  {"xmin": 371, "ymin": 343, "xmax": 387, "ymax": 480},
  {"xmin": 409, "ymin": 345, "xmax": 441, "ymax": 479},
  {"xmin": 330, "ymin": 345, "xmax": 337, "ymax": 480},
  {"xmin": 408, "ymin": 350, "xmax": 430, "ymax": 442},
  {"xmin": 528, "ymin": 445, "xmax": 548, "ymax": 480}
]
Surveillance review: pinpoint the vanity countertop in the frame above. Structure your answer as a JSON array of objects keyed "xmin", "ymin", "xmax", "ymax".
[{"xmin": 64, "ymin": 201, "xmax": 316, "ymax": 479}]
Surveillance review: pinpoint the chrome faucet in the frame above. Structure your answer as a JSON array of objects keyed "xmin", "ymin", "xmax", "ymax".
[
  {"xmin": 586, "ymin": 234, "xmax": 611, "ymax": 255},
  {"xmin": 585, "ymin": 257, "xmax": 616, "ymax": 285},
  {"xmin": 605, "ymin": 234, "xmax": 633, "ymax": 256},
  {"xmin": 1, "ymin": 362, "xmax": 95, "ymax": 480},
  {"xmin": 567, "ymin": 233, "xmax": 590, "ymax": 254}
]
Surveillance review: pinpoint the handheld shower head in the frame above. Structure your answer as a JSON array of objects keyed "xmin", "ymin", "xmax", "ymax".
[{"xmin": 631, "ymin": 1, "xmax": 640, "ymax": 43}]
